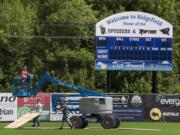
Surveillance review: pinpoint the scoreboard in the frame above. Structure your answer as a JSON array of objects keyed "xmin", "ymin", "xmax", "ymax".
[
  {"xmin": 96, "ymin": 37, "xmax": 172, "ymax": 61},
  {"xmin": 95, "ymin": 12, "xmax": 173, "ymax": 71},
  {"xmin": 96, "ymin": 37, "xmax": 172, "ymax": 71}
]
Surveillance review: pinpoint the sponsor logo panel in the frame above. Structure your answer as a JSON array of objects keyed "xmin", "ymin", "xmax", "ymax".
[
  {"xmin": 145, "ymin": 107, "xmax": 180, "ymax": 122},
  {"xmin": 131, "ymin": 95, "xmax": 143, "ymax": 107},
  {"xmin": 155, "ymin": 95, "xmax": 180, "ymax": 107},
  {"xmin": 150, "ymin": 108, "xmax": 162, "ymax": 121},
  {"xmin": 17, "ymin": 92, "xmax": 50, "ymax": 120},
  {"xmin": 109, "ymin": 94, "xmax": 145, "ymax": 121},
  {"xmin": 0, "ymin": 93, "xmax": 17, "ymax": 121},
  {"xmin": 18, "ymin": 92, "xmax": 50, "ymax": 107},
  {"xmin": 114, "ymin": 107, "xmax": 144, "ymax": 121}
]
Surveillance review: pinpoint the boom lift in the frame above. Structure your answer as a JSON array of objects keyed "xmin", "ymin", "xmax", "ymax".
[{"xmin": 12, "ymin": 72, "xmax": 120, "ymax": 129}]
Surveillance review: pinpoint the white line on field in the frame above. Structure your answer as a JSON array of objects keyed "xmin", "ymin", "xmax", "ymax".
[
  {"xmin": 118, "ymin": 128, "xmax": 161, "ymax": 131},
  {"xmin": 22, "ymin": 127, "xmax": 160, "ymax": 131}
]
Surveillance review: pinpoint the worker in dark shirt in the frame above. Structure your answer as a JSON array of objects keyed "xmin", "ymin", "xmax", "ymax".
[{"xmin": 58, "ymin": 95, "xmax": 73, "ymax": 129}]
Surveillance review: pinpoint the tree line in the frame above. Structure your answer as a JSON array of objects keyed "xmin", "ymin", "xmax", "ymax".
[{"xmin": 0, "ymin": 0, "xmax": 179, "ymax": 93}]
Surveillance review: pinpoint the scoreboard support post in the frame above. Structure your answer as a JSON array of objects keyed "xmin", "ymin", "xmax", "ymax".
[
  {"xmin": 152, "ymin": 71, "xmax": 158, "ymax": 93},
  {"xmin": 107, "ymin": 70, "xmax": 111, "ymax": 92}
]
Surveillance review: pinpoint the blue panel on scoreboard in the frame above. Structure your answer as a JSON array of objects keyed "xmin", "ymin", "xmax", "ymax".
[{"xmin": 95, "ymin": 37, "xmax": 172, "ymax": 71}]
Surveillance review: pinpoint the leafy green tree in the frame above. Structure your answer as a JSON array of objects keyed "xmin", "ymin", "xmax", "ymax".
[
  {"xmin": 0, "ymin": 0, "xmax": 37, "ymax": 92},
  {"xmin": 28, "ymin": 0, "xmax": 97, "ymax": 92}
]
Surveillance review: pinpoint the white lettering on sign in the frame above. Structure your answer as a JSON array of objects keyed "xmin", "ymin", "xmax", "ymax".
[
  {"xmin": 145, "ymin": 38, "xmax": 152, "ymax": 41},
  {"xmin": 129, "ymin": 38, "xmax": 139, "ymax": 41},
  {"xmin": 97, "ymin": 55, "xmax": 108, "ymax": 59},
  {"xmin": 163, "ymin": 112, "xmax": 179, "ymax": 117},
  {"xmin": 97, "ymin": 49, "xmax": 108, "ymax": 54},
  {"xmin": 161, "ymin": 38, "xmax": 167, "ymax": 42},
  {"xmin": 167, "ymin": 48, "xmax": 172, "ymax": 51},
  {"xmin": 99, "ymin": 37, "xmax": 106, "ymax": 40},
  {"xmin": 112, "ymin": 62, "xmax": 145, "ymax": 70},
  {"xmin": 160, "ymin": 48, "xmax": 166, "ymax": 51},
  {"xmin": 160, "ymin": 98, "xmax": 180, "ymax": 106},
  {"xmin": 116, "ymin": 37, "xmax": 124, "ymax": 41},
  {"xmin": 152, "ymin": 48, "xmax": 158, "ymax": 51}
]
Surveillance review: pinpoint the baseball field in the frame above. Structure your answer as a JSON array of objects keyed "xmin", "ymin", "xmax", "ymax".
[{"xmin": 0, "ymin": 122, "xmax": 179, "ymax": 135}]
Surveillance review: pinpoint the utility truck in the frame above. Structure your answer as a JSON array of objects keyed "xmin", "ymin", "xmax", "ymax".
[{"xmin": 12, "ymin": 72, "xmax": 120, "ymax": 129}]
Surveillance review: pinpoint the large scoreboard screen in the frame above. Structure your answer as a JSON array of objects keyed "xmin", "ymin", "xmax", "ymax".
[
  {"xmin": 96, "ymin": 37, "xmax": 172, "ymax": 71},
  {"xmin": 95, "ymin": 12, "xmax": 173, "ymax": 71}
]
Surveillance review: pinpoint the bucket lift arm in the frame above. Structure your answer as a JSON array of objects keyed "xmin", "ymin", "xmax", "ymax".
[{"xmin": 32, "ymin": 72, "xmax": 103, "ymax": 97}]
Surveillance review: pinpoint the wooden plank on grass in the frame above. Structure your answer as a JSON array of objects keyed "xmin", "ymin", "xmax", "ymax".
[{"xmin": 5, "ymin": 112, "xmax": 40, "ymax": 128}]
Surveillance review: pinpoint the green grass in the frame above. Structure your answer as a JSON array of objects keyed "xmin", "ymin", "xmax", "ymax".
[{"xmin": 0, "ymin": 122, "xmax": 179, "ymax": 135}]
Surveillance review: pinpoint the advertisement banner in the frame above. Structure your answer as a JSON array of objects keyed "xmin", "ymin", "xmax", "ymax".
[
  {"xmin": 0, "ymin": 93, "xmax": 17, "ymax": 121},
  {"xmin": 0, "ymin": 92, "xmax": 178, "ymax": 122},
  {"xmin": 145, "ymin": 107, "xmax": 180, "ymax": 122},
  {"xmin": 108, "ymin": 93, "xmax": 180, "ymax": 122},
  {"xmin": 114, "ymin": 107, "xmax": 144, "ymax": 121},
  {"xmin": 144, "ymin": 94, "xmax": 180, "ymax": 122},
  {"xmin": 153, "ymin": 94, "xmax": 180, "ymax": 107},
  {"xmin": 50, "ymin": 93, "xmax": 82, "ymax": 121},
  {"xmin": 17, "ymin": 92, "xmax": 50, "ymax": 120},
  {"xmin": 109, "ymin": 94, "xmax": 145, "ymax": 121}
]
